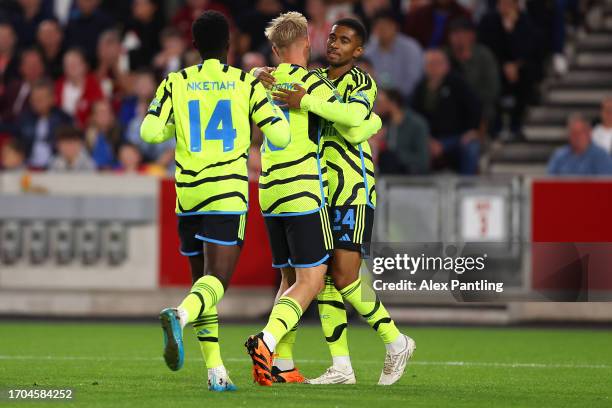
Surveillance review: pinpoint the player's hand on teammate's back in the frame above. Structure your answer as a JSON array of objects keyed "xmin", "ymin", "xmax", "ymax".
[
  {"xmin": 253, "ymin": 67, "xmax": 277, "ymax": 89},
  {"xmin": 273, "ymin": 84, "xmax": 306, "ymax": 109}
]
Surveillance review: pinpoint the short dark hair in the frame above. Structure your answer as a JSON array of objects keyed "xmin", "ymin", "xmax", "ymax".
[
  {"xmin": 19, "ymin": 47, "xmax": 43, "ymax": 64},
  {"xmin": 371, "ymin": 10, "xmax": 399, "ymax": 26},
  {"xmin": 448, "ymin": 17, "xmax": 476, "ymax": 33},
  {"xmin": 192, "ymin": 11, "xmax": 230, "ymax": 57},
  {"xmin": 55, "ymin": 125, "xmax": 83, "ymax": 142},
  {"xmin": 134, "ymin": 67, "xmax": 156, "ymax": 78},
  {"xmin": 32, "ymin": 78, "xmax": 55, "ymax": 92},
  {"xmin": 3, "ymin": 138, "xmax": 26, "ymax": 155},
  {"xmin": 382, "ymin": 88, "xmax": 403, "ymax": 107},
  {"xmin": 160, "ymin": 26, "xmax": 182, "ymax": 41},
  {"xmin": 65, "ymin": 47, "xmax": 88, "ymax": 63},
  {"xmin": 333, "ymin": 18, "xmax": 368, "ymax": 45}
]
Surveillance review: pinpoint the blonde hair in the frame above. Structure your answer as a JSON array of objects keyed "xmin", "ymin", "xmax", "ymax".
[{"xmin": 264, "ymin": 11, "xmax": 308, "ymax": 49}]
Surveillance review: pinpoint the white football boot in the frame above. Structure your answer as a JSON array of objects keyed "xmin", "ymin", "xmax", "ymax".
[
  {"xmin": 378, "ymin": 334, "xmax": 416, "ymax": 385},
  {"xmin": 305, "ymin": 366, "xmax": 356, "ymax": 385}
]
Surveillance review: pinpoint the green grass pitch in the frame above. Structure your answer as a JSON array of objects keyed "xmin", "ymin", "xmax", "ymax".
[{"xmin": 1, "ymin": 321, "xmax": 611, "ymax": 407}]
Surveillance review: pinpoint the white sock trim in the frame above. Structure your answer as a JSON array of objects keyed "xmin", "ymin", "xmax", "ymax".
[
  {"xmin": 273, "ymin": 358, "xmax": 295, "ymax": 371},
  {"xmin": 385, "ymin": 333, "xmax": 407, "ymax": 354},
  {"xmin": 332, "ymin": 355, "xmax": 353, "ymax": 371},
  {"xmin": 262, "ymin": 330, "xmax": 277, "ymax": 352},
  {"xmin": 176, "ymin": 307, "xmax": 188, "ymax": 329},
  {"xmin": 208, "ymin": 365, "xmax": 227, "ymax": 377}
]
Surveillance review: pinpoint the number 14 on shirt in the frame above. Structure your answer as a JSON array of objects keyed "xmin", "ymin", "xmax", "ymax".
[{"xmin": 188, "ymin": 99, "xmax": 237, "ymax": 153}]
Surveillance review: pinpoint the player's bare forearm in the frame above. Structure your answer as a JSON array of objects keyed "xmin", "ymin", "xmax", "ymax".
[{"xmin": 272, "ymin": 84, "xmax": 306, "ymax": 110}]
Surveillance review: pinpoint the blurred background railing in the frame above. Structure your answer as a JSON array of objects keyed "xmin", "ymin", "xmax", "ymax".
[{"xmin": 2, "ymin": 172, "xmax": 611, "ymax": 323}]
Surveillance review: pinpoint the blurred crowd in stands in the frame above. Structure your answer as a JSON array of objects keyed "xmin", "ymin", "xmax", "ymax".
[
  {"xmin": 547, "ymin": 98, "xmax": 612, "ymax": 175},
  {"xmin": 0, "ymin": 0, "xmax": 609, "ymax": 178}
]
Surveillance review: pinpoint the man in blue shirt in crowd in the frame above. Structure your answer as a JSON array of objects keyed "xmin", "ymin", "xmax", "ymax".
[{"xmin": 548, "ymin": 113, "xmax": 612, "ymax": 176}]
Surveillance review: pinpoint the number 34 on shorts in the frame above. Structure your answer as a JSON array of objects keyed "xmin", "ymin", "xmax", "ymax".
[{"xmin": 329, "ymin": 205, "xmax": 374, "ymax": 251}]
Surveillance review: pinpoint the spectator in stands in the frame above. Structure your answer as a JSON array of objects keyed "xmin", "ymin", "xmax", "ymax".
[
  {"xmin": 1, "ymin": 138, "xmax": 26, "ymax": 171},
  {"xmin": 85, "ymin": 99, "xmax": 122, "ymax": 169},
  {"xmin": 456, "ymin": 0, "xmax": 490, "ymax": 20},
  {"xmin": 0, "ymin": 48, "xmax": 46, "ymax": 123},
  {"xmin": 403, "ymin": 0, "xmax": 472, "ymax": 48},
  {"xmin": 65, "ymin": 0, "xmax": 114, "ymax": 62},
  {"xmin": 412, "ymin": 49, "xmax": 481, "ymax": 174},
  {"xmin": 551, "ymin": 0, "xmax": 580, "ymax": 76},
  {"xmin": 153, "ymin": 27, "xmax": 186, "ymax": 78},
  {"xmin": 123, "ymin": 121, "xmax": 174, "ymax": 175},
  {"xmin": 49, "ymin": 125, "xmax": 96, "ymax": 172},
  {"xmin": 592, "ymin": 97, "xmax": 612, "ymax": 155},
  {"xmin": 375, "ymin": 88, "xmax": 430, "ymax": 175},
  {"xmin": 365, "ymin": 10, "xmax": 424, "ymax": 101},
  {"xmin": 123, "ymin": 0, "xmax": 163, "ymax": 70},
  {"xmin": 237, "ymin": 0, "xmax": 283, "ymax": 54},
  {"xmin": 96, "ymin": 29, "xmax": 129, "ymax": 101},
  {"xmin": 119, "ymin": 68, "xmax": 155, "ymax": 127},
  {"xmin": 16, "ymin": 79, "xmax": 72, "ymax": 168},
  {"xmin": 0, "ymin": 22, "xmax": 19, "ymax": 87},
  {"xmin": 241, "ymin": 51, "xmax": 267, "ymax": 72},
  {"xmin": 122, "ymin": 68, "xmax": 175, "ymax": 174},
  {"xmin": 36, "ymin": 19, "xmax": 65, "ymax": 79},
  {"xmin": 354, "ymin": 0, "xmax": 394, "ymax": 26},
  {"xmin": 55, "ymin": 48, "xmax": 104, "ymax": 127},
  {"xmin": 446, "ymin": 18, "xmax": 499, "ymax": 132},
  {"xmin": 306, "ymin": 0, "xmax": 332, "ymax": 60},
  {"xmin": 10, "ymin": 0, "xmax": 52, "ymax": 48},
  {"xmin": 355, "ymin": 56, "xmax": 376, "ymax": 78},
  {"xmin": 525, "ymin": 0, "xmax": 579, "ymax": 76},
  {"xmin": 116, "ymin": 142, "xmax": 144, "ymax": 173},
  {"xmin": 51, "ymin": 0, "xmax": 73, "ymax": 25},
  {"xmin": 478, "ymin": 0, "xmax": 541, "ymax": 138},
  {"xmin": 172, "ymin": 0, "xmax": 232, "ymax": 44},
  {"xmin": 307, "ymin": 56, "xmax": 327, "ymax": 71},
  {"xmin": 548, "ymin": 114, "xmax": 612, "ymax": 175}
]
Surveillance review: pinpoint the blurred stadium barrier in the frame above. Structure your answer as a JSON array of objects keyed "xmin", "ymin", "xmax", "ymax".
[{"xmin": 1, "ymin": 173, "xmax": 611, "ymax": 322}]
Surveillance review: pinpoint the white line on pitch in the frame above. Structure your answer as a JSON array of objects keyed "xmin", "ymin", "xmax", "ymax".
[{"xmin": 0, "ymin": 355, "xmax": 609, "ymax": 370}]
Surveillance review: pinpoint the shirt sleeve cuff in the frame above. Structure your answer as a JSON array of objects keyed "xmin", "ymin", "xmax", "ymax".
[{"xmin": 300, "ymin": 93, "xmax": 313, "ymax": 111}]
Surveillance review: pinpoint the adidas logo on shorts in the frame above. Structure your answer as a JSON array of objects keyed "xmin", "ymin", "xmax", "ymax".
[{"xmin": 339, "ymin": 233, "xmax": 351, "ymax": 242}]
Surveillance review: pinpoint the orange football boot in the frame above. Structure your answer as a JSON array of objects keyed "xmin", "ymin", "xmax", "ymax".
[
  {"xmin": 272, "ymin": 366, "xmax": 306, "ymax": 383},
  {"xmin": 245, "ymin": 333, "xmax": 274, "ymax": 386}
]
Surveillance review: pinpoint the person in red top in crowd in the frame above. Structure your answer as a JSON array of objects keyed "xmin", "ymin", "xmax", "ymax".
[
  {"xmin": 55, "ymin": 48, "xmax": 104, "ymax": 127},
  {"xmin": 172, "ymin": 0, "xmax": 232, "ymax": 44},
  {"xmin": 404, "ymin": 0, "xmax": 471, "ymax": 48},
  {"xmin": 305, "ymin": 0, "xmax": 332, "ymax": 60},
  {"xmin": 96, "ymin": 29, "xmax": 129, "ymax": 108}
]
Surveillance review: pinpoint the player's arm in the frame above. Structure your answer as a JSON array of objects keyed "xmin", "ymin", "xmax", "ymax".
[
  {"xmin": 249, "ymin": 79, "xmax": 290, "ymax": 148},
  {"xmin": 140, "ymin": 76, "xmax": 175, "ymax": 144},
  {"xmin": 333, "ymin": 78, "xmax": 380, "ymax": 143},
  {"xmin": 333, "ymin": 112, "xmax": 382, "ymax": 144},
  {"xmin": 299, "ymin": 90, "xmax": 369, "ymax": 127},
  {"xmin": 249, "ymin": 67, "xmax": 276, "ymax": 89},
  {"xmin": 274, "ymin": 75, "xmax": 369, "ymax": 127}
]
